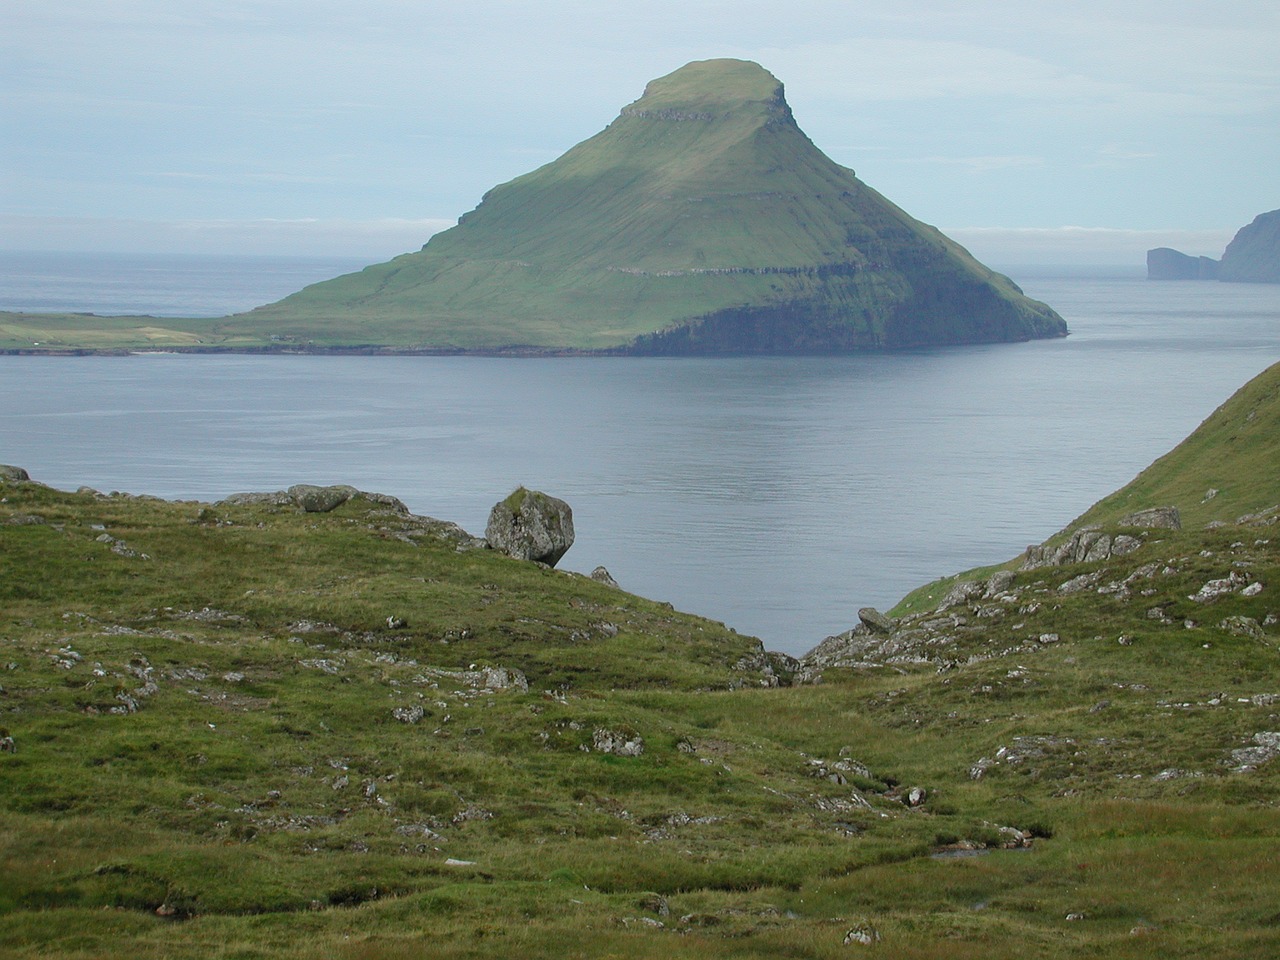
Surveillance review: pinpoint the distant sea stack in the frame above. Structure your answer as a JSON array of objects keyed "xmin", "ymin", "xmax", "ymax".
[
  {"xmin": 232, "ymin": 59, "xmax": 1067, "ymax": 354},
  {"xmin": 1147, "ymin": 247, "xmax": 1218, "ymax": 281},
  {"xmin": 1148, "ymin": 208, "xmax": 1280, "ymax": 283}
]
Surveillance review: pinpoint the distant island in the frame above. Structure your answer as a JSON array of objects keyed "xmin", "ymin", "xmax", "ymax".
[
  {"xmin": 1148, "ymin": 207, "xmax": 1280, "ymax": 282},
  {"xmin": 0, "ymin": 59, "xmax": 1067, "ymax": 355}
]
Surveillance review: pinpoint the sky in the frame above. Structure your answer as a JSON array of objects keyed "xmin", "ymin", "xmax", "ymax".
[{"xmin": 3, "ymin": 0, "xmax": 1277, "ymax": 267}]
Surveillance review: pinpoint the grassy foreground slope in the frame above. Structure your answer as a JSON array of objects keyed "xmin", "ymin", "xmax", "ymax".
[
  {"xmin": 2, "ymin": 367, "xmax": 1280, "ymax": 959},
  {"xmin": 224, "ymin": 59, "xmax": 1065, "ymax": 353}
]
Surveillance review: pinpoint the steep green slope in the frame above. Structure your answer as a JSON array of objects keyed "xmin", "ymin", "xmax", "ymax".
[
  {"xmin": 226, "ymin": 59, "xmax": 1066, "ymax": 353},
  {"xmin": 1071, "ymin": 358, "xmax": 1280, "ymax": 530}
]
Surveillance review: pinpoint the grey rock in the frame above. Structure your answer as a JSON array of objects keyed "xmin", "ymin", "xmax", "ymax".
[
  {"xmin": 485, "ymin": 487, "xmax": 574, "ymax": 566},
  {"xmin": 1118, "ymin": 506, "xmax": 1181, "ymax": 531},
  {"xmin": 843, "ymin": 921, "xmax": 881, "ymax": 946},
  {"xmin": 1230, "ymin": 731, "xmax": 1280, "ymax": 770},
  {"xmin": 218, "ymin": 490, "xmax": 296, "ymax": 508},
  {"xmin": 906, "ymin": 786, "xmax": 926, "ymax": 807},
  {"xmin": 0, "ymin": 465, "xmax": 30, "ymax": 483},
  {"xmin": 289, "ymin": 484, "xmax": 357, "ymax": 513},
  {"xmin": 590, "ymin": 565, "xmax": 620, "ymax": 587},
  {"xmin": 858, "ymin": 607, "xmax": 895, "ymax": 634},
  {"xmin": 1220, "ymin": 616, "xmax": 1265, "ymax": 639},
  {"xmin": 393, "ymin": 705, "xmax": 425, "ymax": 724},
  {"xmin": 592, "ymin": 727, "xmax": 644, "ymax": 756},
  {"xmin": 937, "ymin": 579, "xmax": 985, "ymax": 611}
]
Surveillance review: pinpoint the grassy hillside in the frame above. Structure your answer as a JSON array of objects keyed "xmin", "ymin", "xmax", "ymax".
[
  {"xmin": 3, "ymin": 361, "xmax": 1280, "ymax": 960},
  {"xmin": 220, "ymin": 59, "xmax": 1065, "ymax": 354},
  {"xmin": 893, "ymin": 359, "xmax": 1280, "ymax": 618}
]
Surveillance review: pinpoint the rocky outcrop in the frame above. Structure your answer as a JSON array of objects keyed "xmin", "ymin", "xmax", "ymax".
[
  {"xmin": 1147, "ymin": 247, "xmax": 1218, "ymax": 280},
  {"xmin": 0, "ymin": 465, "xmax": 30, "ymax": 483},
  {"xmin": 288, "ymin": 483, "xmax": 358, "ymax": 513},
  {"xmin": 1021, "ymin": 528, "xmax": 1144, "ymax": 570},
  {"xmin": 485, "ymin": 487, "xmax": 574, "ymax": 567},
  {"xmin": 1218, "ymin": 209, "xmax": 1280, "ymax": 283}
]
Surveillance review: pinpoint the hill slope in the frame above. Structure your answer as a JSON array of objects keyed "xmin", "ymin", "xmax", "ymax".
[
  {"xmin": 226, "ymin": 59, "xmax": 1066, "ymax": 353},
  {"xmin": 4, "ymin": 359, "xmax": 1280, "ymax": 956}
]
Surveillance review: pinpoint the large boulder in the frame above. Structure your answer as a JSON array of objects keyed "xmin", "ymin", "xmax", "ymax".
[
  {"xmin": 0, "ymin": 465, "xmax": 30, "ymax": 483},
  {"xmin": 485, "ymin": 487, "xmax": 575, "ymax": 567},
  {"xmin": 288, "ymin": 484, "xmax": 358, "ymax": 513}
]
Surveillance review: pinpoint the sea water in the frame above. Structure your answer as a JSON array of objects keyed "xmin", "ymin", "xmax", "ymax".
[{"xmin": 2, "ymin": 253, "xmax": 1278, "ymax": 654}]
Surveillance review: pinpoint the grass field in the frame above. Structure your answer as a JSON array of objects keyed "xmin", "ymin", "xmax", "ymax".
[{"xmin": 2, "ymin": 362, "xmax": 1278, "ymax": 956}]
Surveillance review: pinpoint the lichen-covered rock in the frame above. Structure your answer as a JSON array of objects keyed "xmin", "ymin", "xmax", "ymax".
[
  {"xmin": 1118, "ymin": 506, "xmax": 1181, "ymax": 531},
  {"xmin": 592, "ymin": 727, "xmax": 644, "ymax": 756},
  {"xmin": 591, "ymin": 565, "xmax": 620, "ymax": 587},
  {"xmin": 288, "ymin": 484, "xmax": 358, "ymax": 513},
  {"xmin": 858, "ymin": 607, "xmax": 895, "ymax": 634},
  {"xmin": 485, "ymin": 487, "xmax": 574, "ymax": 567},
  {"xmin": 0, "ymin": 465, "xmax": 30, "ymax": 483}
]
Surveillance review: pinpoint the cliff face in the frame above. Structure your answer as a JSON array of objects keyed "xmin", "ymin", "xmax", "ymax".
[
  {"xmin": 1148, "ymin": 208, "xmax": 1279, "ymax": 284},
  {"xmin": 1218, "ymin": 209, "xmax": 1280, "ymax": 283},
  {"xmin": 230, "ymin": 59, "xmax": 1066, "ymax": 353}
]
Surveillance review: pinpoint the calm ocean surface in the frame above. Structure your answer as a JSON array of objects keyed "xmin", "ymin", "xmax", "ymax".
[{"xmin": 3, "ymin": 252, "xmax": 1279, "ymax": 654}]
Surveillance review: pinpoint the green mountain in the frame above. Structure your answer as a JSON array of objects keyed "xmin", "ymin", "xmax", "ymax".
[{"xmin": 226, "ymin": 59, "xmax": 1067, "ymax": 353}]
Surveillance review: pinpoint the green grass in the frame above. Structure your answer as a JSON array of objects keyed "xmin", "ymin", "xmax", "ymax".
[{"xmin": 2, "ymin": 364, "xmax": 1280, "ymax": 955}]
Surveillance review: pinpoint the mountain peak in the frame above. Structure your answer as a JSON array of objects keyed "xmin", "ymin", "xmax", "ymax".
[
  {"xmin": 234, "ymin": 60, "xmax": 1067, "ymax": 354},
  {"xmin": 619, "ymin": 59, "xmax": 791, "ymax": 124}
]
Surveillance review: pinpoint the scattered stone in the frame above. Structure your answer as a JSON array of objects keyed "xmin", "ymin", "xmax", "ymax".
[
  {"xmin": 590, "ymin": 566, "xmax": 620, "ymax": 587},
  {"xmin": 385, "ymin": 616, "xmax": 407, "ymax": 629},
  {"xmin": 0, "ymin": 734, "xmax": 15, "ymax": 753},
  {"xmin": 5, "ymin": 513, "xmax": 45, "ymax": 525},
  {"xmin": 592, "ymin": 727, "xmax": 644, "ymax": 756},
  {"xmin": 485, "ymin": 487, "xmax": 575, "ymax": 567},
  {"xmin": 393, "ymin": 705, "xmax": 425, "ymax": 724},
  {"xmin": 1242, "ymin": 582, "xmax": 1264, "ymax": 597},
  {"xmin": 1066, "ymin": 912, "xmax": 1087, "ymax": 921},
  {"xmin": 906, "ymin": 786, "xmax": 926, "ymax": 807},
  {"xmin": 1220, "ymin": 616, "xmax": 1265, "ymax": 639},
  {"xmin": 936, "ymin": 579, "xmax": 985, "ymax": 611},
  {"xmin": 1230, "ymin": 732, "xmax": 1280, "ymax": 771},
  {"xmin": 843, "ymin": 920, "xmax": 881, "ymax": 946},
  {"xmin": 1059, "ymin": 572, "xmax": 1101, "ymax": 594},
  {"xmin": 1189, "ymin": 572, "xmax": 1250, "ymax": 602},
  {"xmin": 1118, "ymin": 506, "xmax": 1181, "ymax": 530},
  {"xmin": 1203, "ymin": 488, "xmax": 1219, "ymax": 502},
  {"xmin": 444, "ymin": 858, "xmax": 476, "ymax": 867},
  {"xmin": 638, "ymin": 893, "xmax": 670, "ymax": 916}
]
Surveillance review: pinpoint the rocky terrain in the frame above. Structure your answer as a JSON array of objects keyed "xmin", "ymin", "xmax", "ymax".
[{"xmin": 2, "ymin": 360, "xmax": 1279, "ymax": 958}]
